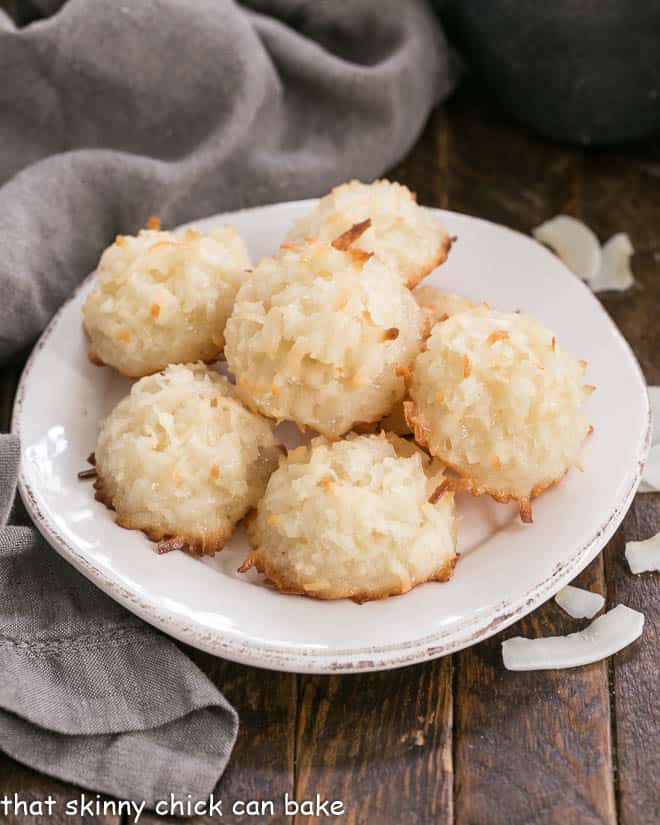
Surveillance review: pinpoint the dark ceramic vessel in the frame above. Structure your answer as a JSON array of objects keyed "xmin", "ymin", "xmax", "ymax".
[{"xmin": 439, "ymin": 0, "xmax": 660, "ymax": 144}]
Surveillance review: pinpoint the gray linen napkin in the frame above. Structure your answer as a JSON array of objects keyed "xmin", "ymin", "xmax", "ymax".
[{"xmin": 0, "ymin": 0, "xmax": 454, "ymax": 805}]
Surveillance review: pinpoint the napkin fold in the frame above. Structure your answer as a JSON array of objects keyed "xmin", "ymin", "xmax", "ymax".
[{"xmin": 0, "ymin": 0, "xmax": 454, "ymax": 805}]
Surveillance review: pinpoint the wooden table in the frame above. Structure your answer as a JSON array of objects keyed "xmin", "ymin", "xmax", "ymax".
[{"xmin": 1, "ymin": 84, "xmax": 659, "ymax": 825}]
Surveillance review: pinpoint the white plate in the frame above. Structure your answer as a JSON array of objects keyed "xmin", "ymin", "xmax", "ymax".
[{"xmin": 13, "ymin": 202, "xmax": 650, "ymax": 674}]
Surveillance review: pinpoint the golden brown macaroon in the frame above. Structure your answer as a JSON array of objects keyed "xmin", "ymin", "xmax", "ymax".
[
  {"xmin": 240, "ymin": 433, "xmax": 458, "ymax": 602},
  {"xmin": 224, "ymin": 228, "xmax": 422, "ymax": 438},
  {"xmin": 83, "ymin": 220, "xmax": 250, "ymax": 377},
  {"xmin": 406, "ymin": 306, "xmax": 593, "ymax": 522},
  {"xmin": 285, "ymin": 179, "xmax": 453, "ymax": 288},
  {"xmin": 93, "ymin": 363, "xmax": 280, "ymax": 556}
]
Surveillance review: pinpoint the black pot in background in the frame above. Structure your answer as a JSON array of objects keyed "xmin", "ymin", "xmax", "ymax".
[{"xmin": 437, "ymin": 0, "xmax": 660, "ymax": 145}]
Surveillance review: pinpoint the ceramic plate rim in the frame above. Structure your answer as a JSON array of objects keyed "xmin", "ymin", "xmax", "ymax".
[{"xmin": 13, "ymin": 201, "xmax": 651, "ymax": 674}]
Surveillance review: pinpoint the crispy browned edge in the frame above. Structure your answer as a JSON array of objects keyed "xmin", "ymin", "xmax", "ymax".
[
  {"xmin": 93, "ymin": 472, "xmax": 232, "ymax": 557},
  {"xmin": 238, "ymin": 549, "xmax": 458, "ymax": 605},
  {"xmin": 404, "ymin": 400, "xmax": 591, "ymax": 524}
]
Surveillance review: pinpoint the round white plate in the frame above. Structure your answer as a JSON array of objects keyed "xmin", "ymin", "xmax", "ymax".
[{"xmin": 14, "ymin": 201, "xmax": 650, "ymax": 674}]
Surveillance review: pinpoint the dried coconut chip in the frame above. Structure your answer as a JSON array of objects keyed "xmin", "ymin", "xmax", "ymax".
[
  {"xmin": 586, "ymin": 232, "xmax": 635, "ymax": 292},
  {"xmin": 554, "ymin": 585, "xmax": 605, "ymax": 619},
  {"xmin": 502, "ymin": 604, "xmax": 644, "ymax": 671},
  {"xmin": 625, "ymin": 532, "xmax": 660, "ymax": 574},
  {"xmin": 532, "ymin": 215, "xmax": 601, "ymax": 280},
  {"xmin": 639, "ymin": 386, "xmax": 660, "ymax": 493}
]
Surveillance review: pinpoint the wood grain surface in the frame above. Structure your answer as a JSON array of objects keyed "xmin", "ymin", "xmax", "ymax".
[{"xmin": 0, "ymin": 82, "xmax": 658, "ymax": 825}]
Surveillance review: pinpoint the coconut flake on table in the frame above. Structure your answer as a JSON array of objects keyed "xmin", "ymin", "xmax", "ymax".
[
  {"xmin": 639, "ymin": 386, "xmax": 660, "ymax": 493},
  {"xmin": 532, "ymin": 215, "xmax": 601, "ymax": 281},
  {"xmin": 532, "ymin": 216, "xmax": 635, "ymax": 292},
  {"xmin": 554, "ymin": 585, "xmax": 605, "ymax": 619},
  {"xmin": 502, "ymin": 604, "xmax": 644, "ymax": 671},
  {"xmin": 625, "ymin": 532, "xmax": 660, "ymax": 574},
  {"xmin": 586, "ymin": 232, "xmax": 635, "ymax": 292}
]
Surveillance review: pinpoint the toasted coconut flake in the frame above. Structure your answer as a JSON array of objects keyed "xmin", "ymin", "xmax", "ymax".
[
  {"xmin": 518, "ymin": 498, "xmax": 533, "ymax": 524},
  {"xmin": 625, "ymin": 532, "xmax": 660, "ymax": 574},
  {"xmin": 587, "ymin": 233, "xmax": 635, "ymax": 292},
  {"xmin": 639, "ymin": 386, "xmax": 660, "ymax": 492},
  {"xmin": 502, "ymin": 604, "xmax": 644, "ymax": 671},
  {"xmin": 77, "ymin": 467, "xmax": 98, "ymax": 480},
  {"xmin": 331, "ymin": 219, "xmax": 372, "ymax": 251},
  {"xmin": 532, "ymin": 215, "xmax": 601, "ymax": 280},
  {"xmin": 349, "ymin": 248, "xmax": 373, "ymax": 266},
  {"xmin": 487, "ymin": 329, "xmax": 509, "ymax": 346},
  {"xmin": 555, "ymin": 585, "xmax": 605, "ymax": 619}
]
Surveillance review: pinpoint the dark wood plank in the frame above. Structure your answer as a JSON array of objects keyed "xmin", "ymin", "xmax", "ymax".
[
  {"xmin": 141, "ymin": 654, "xmax": 296, "ymax": 825},
  {"xmin": 581, "ymin": 142, "xmax": 660, "ymax": 384},
  {"xmin": 605, "ymin": 496, "xmax": 660, "ymax": 825},
  {"xmin": 0, "ymin": 756, "xmax": 120, "ymax": 825},
  {"xmin": 454, "ymin": 559, "xmax": 616, "ymax": 825},
  {"xmin": 446, "ymin": 84, "xmax": 617, "ymax": 825},
  {"xmin": 294, "ymin": 659, "xmax": 453, "ymax": 825}
]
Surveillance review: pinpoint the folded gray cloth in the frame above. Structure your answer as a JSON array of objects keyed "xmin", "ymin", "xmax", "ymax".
[{"xmin": 0, "ymin": 0, "xmax": 453, "ymax": 806}]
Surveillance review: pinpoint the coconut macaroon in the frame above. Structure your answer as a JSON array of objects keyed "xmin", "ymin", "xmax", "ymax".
[
  {"xmin": 224, "ymin": 228, "xmax": 422, "ymax": 438},
  {"xmin": 285, "ymin": 179, "xmax": 453, "ymax": 288},
  {"xmin": 406, "ymin": 307, "xmax": 593, "ymax": 522},
  {"xmin": 413, "ymin": 284, "xmax": 477, "ymax": 336},
  {"xmin": 82, "ymin": 219, "xmax": 251, "ymax": 377},
  {"xmin": 240, "ymin": 433, "xmax": 458, "ymax": 602},
  {"xmin": 93, "ymin": 363, "xmax": 280, "ymax": 556}
]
